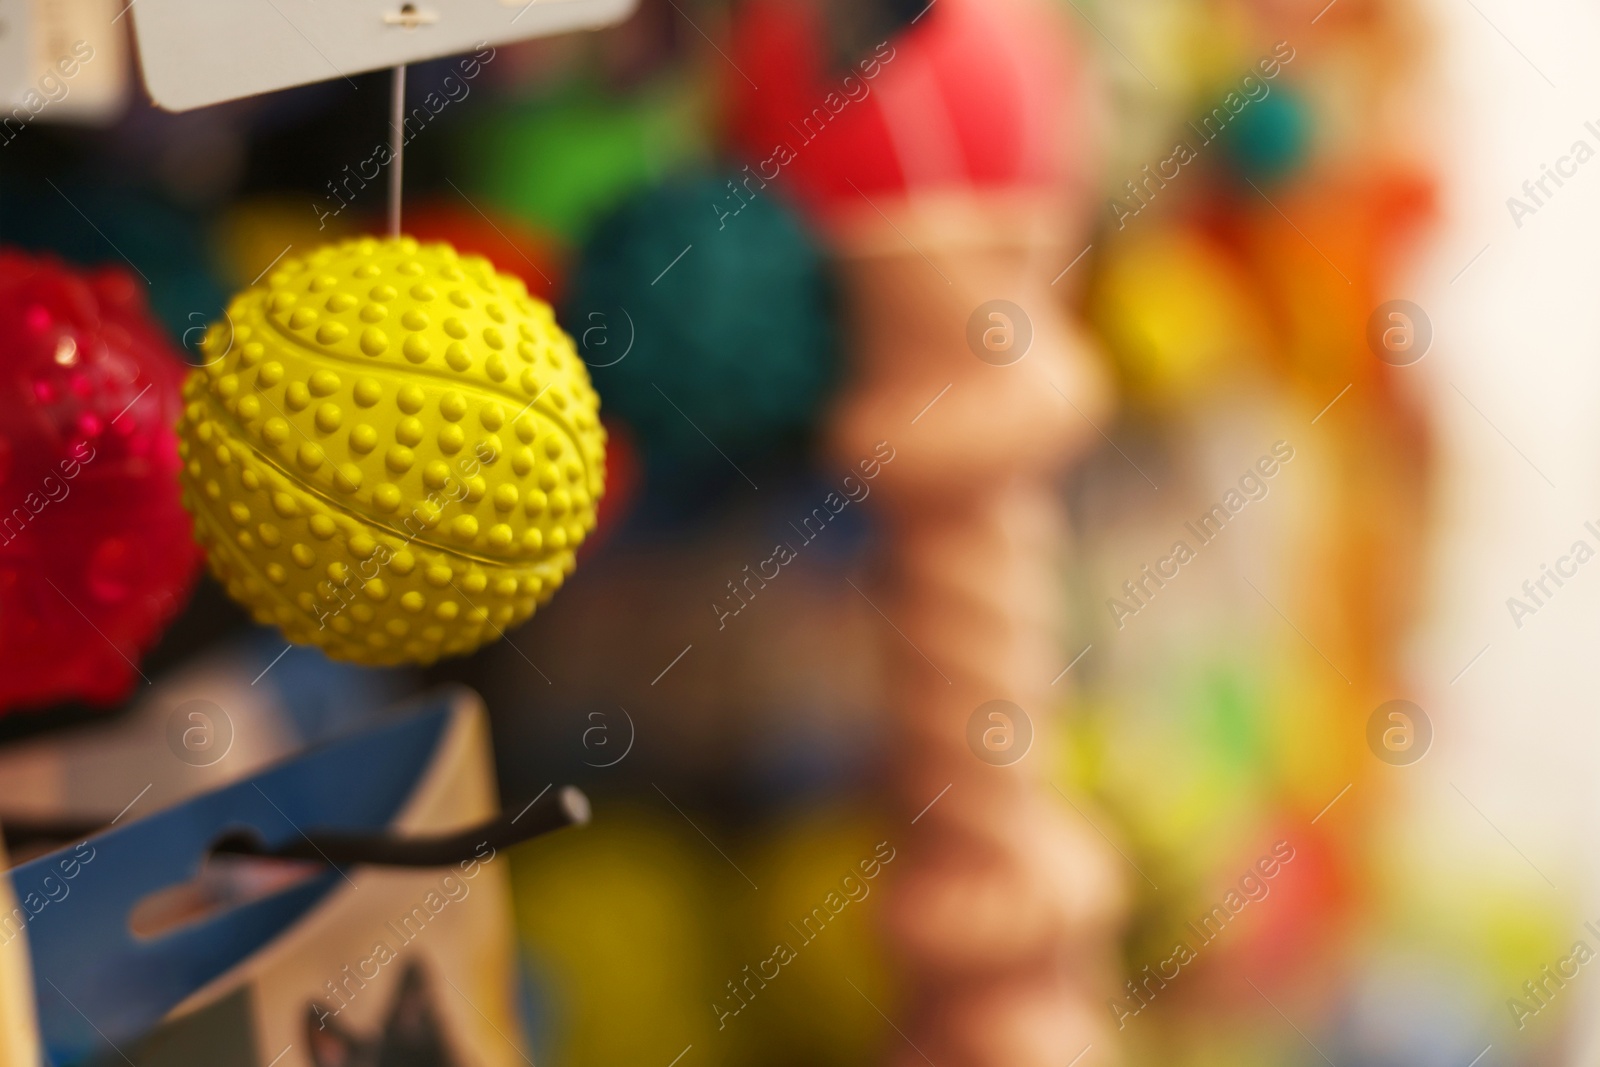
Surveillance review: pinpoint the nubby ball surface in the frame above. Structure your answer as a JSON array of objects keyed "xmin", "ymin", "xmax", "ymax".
[{"xmin": 179, "ymin": 237, "xmax": 605, "ymax": 666}]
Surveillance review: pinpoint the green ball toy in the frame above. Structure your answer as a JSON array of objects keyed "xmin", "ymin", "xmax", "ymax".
[{"xmin": 456, "ymin": 84, "xmax": 706, "ymax": 245}]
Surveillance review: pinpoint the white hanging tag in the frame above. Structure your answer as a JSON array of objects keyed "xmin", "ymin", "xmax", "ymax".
[{"xmin": 128, "ymin": 0, "xmax": 637, "ymax": 113}]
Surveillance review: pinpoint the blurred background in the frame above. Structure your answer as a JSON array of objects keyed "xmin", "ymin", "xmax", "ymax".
[{"xmin": 2, "ymin": 0, "xmax": 1596, "ymax": 1064}]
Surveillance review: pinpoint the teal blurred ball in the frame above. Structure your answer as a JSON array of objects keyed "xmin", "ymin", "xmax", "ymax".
[
  {"xmin": 563, "ymin": 176, "xmax": 837, "ymax": 471},
  {"xmin": 1225, "ymin": 89, "xmax": 1311, "ymax": 183}
]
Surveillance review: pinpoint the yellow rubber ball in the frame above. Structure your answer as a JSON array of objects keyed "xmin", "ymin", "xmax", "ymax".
[{"xmin": 177, "ymin": 236, "xmax": 605, "ymax": 666}]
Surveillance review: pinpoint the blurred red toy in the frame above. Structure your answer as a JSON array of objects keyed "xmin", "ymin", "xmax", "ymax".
[
  {"xmin": 0, "ymin": 251, "xmax": 197, "ymax": 711},
  {"xmin": 723, "ymin": 0, "xmax": 1095, "ymax": 218},
  {"xmin": 578, "ymin": 417, "xmax": 642, "ymax": 561},
  {"xmin": 401, "ymin": 200, "xmax": 567, "ymax": 304}
]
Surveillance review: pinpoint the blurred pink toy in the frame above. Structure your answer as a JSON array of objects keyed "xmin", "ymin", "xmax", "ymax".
[{"xmin": 728, "ymin": 1, "xmax": 1125, "ymax": 1063}]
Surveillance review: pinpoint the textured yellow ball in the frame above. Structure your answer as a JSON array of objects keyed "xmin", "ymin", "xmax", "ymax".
[{"xmin": 177, "ymin": 236, "xmax": 605, "ymax": 665}]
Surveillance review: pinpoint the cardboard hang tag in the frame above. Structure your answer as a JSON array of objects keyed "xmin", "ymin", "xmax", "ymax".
[
  {"xmin": 128, "ymin": 0, "xmax": 638, "ymax": 112},
  {"xmin": 0, "ymin": 0, "xmax": 30, "ymax": 107},
  {"xmin": 2, "ymin": 0, "xmax": 130, "ymax": 123}
]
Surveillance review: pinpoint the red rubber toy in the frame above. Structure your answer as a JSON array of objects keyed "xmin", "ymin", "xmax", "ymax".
[{"xmin": 0, "ymin": 251, "xmax": 197, "ymax": 711}]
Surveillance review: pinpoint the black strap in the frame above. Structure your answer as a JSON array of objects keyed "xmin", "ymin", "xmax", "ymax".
[{"xmin": 3, "ymin": 786, "xmax": 589, "ymax": 868}]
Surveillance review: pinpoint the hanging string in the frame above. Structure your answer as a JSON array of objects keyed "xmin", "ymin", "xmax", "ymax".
[{"xmin": 388, "ymin": 65, "xmax": 407, "ymax": 237}]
